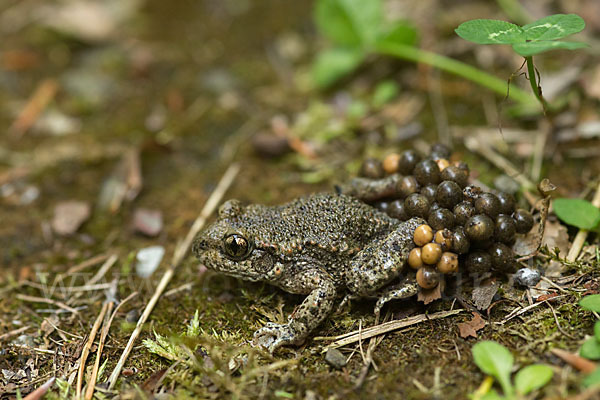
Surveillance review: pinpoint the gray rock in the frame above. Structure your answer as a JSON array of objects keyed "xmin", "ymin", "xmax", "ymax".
[
  {"xmin": 514, "ymin": 267, "xmax": 541, "ymax": 287},
  {"xmin": 325, "ymin": 348, "xmax": 347, "ymax": 369}
]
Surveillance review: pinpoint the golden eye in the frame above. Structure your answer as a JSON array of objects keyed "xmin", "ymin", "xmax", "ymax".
[{"xmin": 223, "ymin": 234, "xmax": 251, "ymax": 259}]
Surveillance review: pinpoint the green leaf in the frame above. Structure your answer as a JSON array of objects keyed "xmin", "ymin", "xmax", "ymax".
[
  {"xmin": 378, "ymin": 22, "xmax": 418, "ymax": 46},
  {"xmin": 480, "ymin": 389, "xmax": 503, "ymax": 400},
  {"xmin": 595, "ymin": 321, "xmax": 600, "ymax": 342},
  {"xmin": 514, "ymin": 364, "xmax": 553, "ymax": 395},
  {"xmin": 512, "ymin": 40, "xmax": 588, "ymax": 56},
  {"xmin": 581, "ymin": 338, "xmax": 600, "ymax": 360},
  {"xmin": 311, "ymin": 47, "xmax": 365, "ymax": 88},
  {"xmin": 523, "ymin": 14, "xmax": 585, "ymax": 41},
  {"xmin": 372, "ymin": 80, "xmax": 400, "ymax": 108},
  {"xmin": 472, "ymin": 341, "xmax": 514, "ymax": 396},
  {"xmin": 583, "ymin": 367, "xmax": 600, "ymax": 388},
  {"xmin": 455, "ymin": 19, "xmax": 525, "ymax": 44},
  {"xmin": 314, "ymin": 0, "xmax": 382, "ymax": 47},
  {"xmin": 580, "ymin": 295, "xmax": 600, "ymax": 312},
  {"xmin": 553, "ymin": 198, "xmax": 600, "ymax": 230}
]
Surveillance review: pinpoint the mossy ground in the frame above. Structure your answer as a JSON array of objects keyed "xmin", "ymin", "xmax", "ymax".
[{"xmin": 1, "ymin": 0, "xmax": 600, "ymax": 399}]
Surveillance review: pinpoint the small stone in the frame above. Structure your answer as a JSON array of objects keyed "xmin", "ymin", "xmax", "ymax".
[
  {"xmin": 514, "ymin": 268, "xmax": 541, "ymax": 287},
  {"xmin": 325, "ymin": 348, "xmax": 347, "ymax": 369},
  {"xmin": 52, "ymin": 200, "xmax": 91, "ymax": 235},
  {"xmin": 133, "ymin": 208, "xmax": 163, "ymax": 237},
  {"xmin": 135, "ymin": 246, "xmax": 165, "ymax": 278}
]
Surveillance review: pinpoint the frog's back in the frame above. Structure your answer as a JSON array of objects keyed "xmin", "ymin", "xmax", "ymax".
[{"xmin": 238, "ymin": 193, "xmax": 397, "ymax": 255}]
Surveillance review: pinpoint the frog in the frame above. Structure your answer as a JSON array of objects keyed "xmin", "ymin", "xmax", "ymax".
[{"xmin": 192, "ymin": 192, "xmax": 424, "ymax": 352}]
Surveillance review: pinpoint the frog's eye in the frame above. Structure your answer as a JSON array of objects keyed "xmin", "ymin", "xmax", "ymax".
[{"xmin": 223, "ymin": 233, "xmax": 252, "ymax": 260}]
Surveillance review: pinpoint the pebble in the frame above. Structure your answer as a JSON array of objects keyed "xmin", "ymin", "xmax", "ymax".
[
  {"xmin": 325, "ymin": 348, "xmax": 347, "ymax": 369},
  {"xmin": 52, "ymin": 200, "xmax": 91, "ymax": 235},
  {"xmin": 135, "ymin": 246, "xmax": 165, "ymax": 278},
  {"xmin": 514, "ymin": 267, "xmax": 541, "ymax": 287},
  {"xmin": 133, "ymin": 208, "xmax": 163, "ymax": 237}
]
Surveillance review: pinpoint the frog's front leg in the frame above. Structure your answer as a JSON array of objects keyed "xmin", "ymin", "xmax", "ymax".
[{"xmin": 253, "ymin": 268, "xmax": 336, "ymax": 352}]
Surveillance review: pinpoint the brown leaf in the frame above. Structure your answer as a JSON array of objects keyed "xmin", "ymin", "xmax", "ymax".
[
  {"xmin": 472, "ymin": 278, "xmax": 500, "ymax": 311},
  {"xmin": 457, "ymin": 312, "xmax": 486, "ymax": 339},
  {"xmin": 417, "ymin": 278, "xmax": 444, "ymax": 305}
]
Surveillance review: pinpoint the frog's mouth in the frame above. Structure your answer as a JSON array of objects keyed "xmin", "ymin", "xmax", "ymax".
[{"xmin": 196, "ymin": 248, "xmax": 264, "ymax": 282}]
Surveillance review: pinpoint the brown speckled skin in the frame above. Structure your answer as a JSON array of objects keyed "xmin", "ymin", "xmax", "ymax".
[{"xmin": 193, "ymin": 193, "xmax": 424, "ymax": 352}]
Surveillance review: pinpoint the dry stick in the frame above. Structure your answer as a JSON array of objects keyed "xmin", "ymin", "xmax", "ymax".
[
  {"xmin": 106, "ymin": 163, "xmax": 240, "ymax": 390},
  {"xmin": 0, "ymin": 325, "xmax": 30, "ymax": 341},
  {"xmin": 76, "ymin": 302, "xmax": 109, "ymax": 399},
  {"xmin": 320, "ymin": 309, "xmax": 463, "ymax": 349},
  {"xmin": 10, "ymin": 78, "xmax": 58, "ymax": 138},
  {"xmin": 84, "ymin": 301, "xmax": 114, "ymax": 400},
  {"xmin": 22, "ymin": 376, "xmax": 56, "ymax": 400},
  {"xmin": 16, "ymin": 293, "xmax": 79, "ymax": 314},
  {"xmin": 567, "ymin": 180, "xmax": 600, "ymax": 262},
  {"xmin": 464, "ymin": 136, "xmax": 537, "ymax": 205},
  {"xmin": 66, "ymin": 253, "xmax": 110, "ymax": 275}
]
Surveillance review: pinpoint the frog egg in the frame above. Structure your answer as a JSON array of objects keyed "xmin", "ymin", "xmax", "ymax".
[
  {"xmin": 440, "ymin": 165, "xmax": 468, "ymax": 188},
  {"xmin": 497, "ymin": 192, "xmax": 516, "ymax": 215},
  {"xmin": 417, "ymin": 266, "xmax": 440, "ymax": 289},
  {"xmin": 398, "ymin": 150, "xmax": 421, "ymax": 175},
  {"xmin": 413, "ymin": 224, "xmax": 434, "ymax": 246},
  {"xmin": 436, "ymin": 158, "xmax": 450, "ymax": 171},
  {"xmin": 428, "ymin": 208, "xmax": 455, "ymax": 230},
  {"xmin": 388, "ymin": 199, "xmax": 408, "ymax": 220},
  {"xmin": 436, "ymin": 180, "xmax": 463, "ymax": 209},
  {"xmin": 475, "ymin": 193, "xmax": 501, "ymax": 219},
  {"xmin": 488, "ymin": 242, "xmax": 515, "ymax": 272},
  {"xmin": 454, "ymin": 161, "xmax": 470, "ymax": 175},
  {"xmin": 421, "ymin": 242, "xmax": 443, "ymax": 264},
  {"xmin": 397, "ymin": 175, "xmax": 421, "ymax": 199},
  {"xmin": 463, "ymin": 184, "xmax": 483, "ymax": 203},
  {"xmin": 453, "ymin": 201, "xmax": 475, "ymax": 226},
  {"xmin": 437, "ymin": 252, "xmax": 459, "ymax": 274},
  {"xmin": 434, "ymin": 228, "xmax": 453, "ymax": 251},
  {"xmin": 465, "ymin": 250, "xmax": 492, "ymax": 273},
  {"xmin": 414, "ymin": 159, "xmax": 441, "ymax": 186},
  {"xmin": 382, "ymin": 153, "xmax": 401, "ymax": 175},
  {"xmin": 375, "ymin": 201, "xmax": 389, "ymax": 213},
  {"xmin": 360, "ymin": 158, "xmax": 384, "ymax": 179},
  {"xmin": 451, "ymin": 227, "xmax": 470, "ymax": 254},
  {"xmin": 429, "ymin": 143, "xmax": 452, "ymax": 160},
  {"xmin": 404, "ymin": 193, "xmax": 430, "ymax": 218},
  {"xmin": 513, "ymin": 208, "xmax": 534, "ymax": 233},
  {"xmin": 494, "ymin": 215, "xmax": 517, "ymax": 244},
  {"xmin": 464, "ymin": 214, "xmax": 494, "ymax": 241},
  {"xmin": 408, "ymin": 247, "xmax": 423, "ymax": 269},
  {"xmin": 420, "ymin": 184, "xmax": 438, "ymax": 202}
]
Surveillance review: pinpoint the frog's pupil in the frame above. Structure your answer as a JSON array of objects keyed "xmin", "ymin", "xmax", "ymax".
[{"xmin": 225, "ymin": 234, "xmax": 248, "ymax": 258}]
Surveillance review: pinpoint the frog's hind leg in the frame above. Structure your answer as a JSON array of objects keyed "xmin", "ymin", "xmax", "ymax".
[
  {"xmin": 345, "ymin": 217, "xmax": 424, "ymax": 296},
  {"xmin": 374, "ymin": 279, "xmax": 419, "ymax": 318}
]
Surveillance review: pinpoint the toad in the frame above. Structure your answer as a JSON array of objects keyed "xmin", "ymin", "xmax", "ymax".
[{"xmin": 192, "ymin": 193, "xmax": 423, "ymax": 352}]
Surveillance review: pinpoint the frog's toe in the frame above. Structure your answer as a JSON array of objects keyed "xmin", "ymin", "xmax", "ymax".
[{"xmin": 252, "ymin": 323, "xmax": 295, "ymax": 353}]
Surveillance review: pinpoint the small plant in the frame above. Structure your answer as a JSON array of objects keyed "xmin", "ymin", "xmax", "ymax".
[
  {"xmin": 312, "ymin": 0, "xmax": 534, "ymax": 105},
  {"xmin": 553, "ymin": 198, "xmax": 600, "ymax": 231},
  {"xmin": 471, "ymin": 341, "xmax": 553, "ymax": 399},
  {"xmin": 578, "ymin": 295, "xmax": 600, "ymax": 388},
  {"xmin": 456, "ymin": 14, "xmax": 587, "ymax": 111}
]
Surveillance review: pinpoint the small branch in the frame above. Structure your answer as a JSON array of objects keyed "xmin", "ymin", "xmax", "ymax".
[
  {"xmin": 22, "ymin": 376, "xmax": 55, "ymax": 400},
  {"xmin": 16, "ymin": 294, "xmax": 79, "ymax": 314},
  {"xmin": 76, "ymin": 302, "xmax": 109, "ymax": 399},
  {"xmin": 567, "ymin": 181, "xmax": 600, "ymax": 262},
  {"xmin": 106, "ymin": 163, "xmax": 240, "ymax": 390}
]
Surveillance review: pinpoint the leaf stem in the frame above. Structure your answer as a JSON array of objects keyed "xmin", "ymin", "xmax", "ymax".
[
  {"xmin": 525, "ymin": 56, "xmax": 549, "ymax": 111},
  {"xmin": 375, "ymin": 41, "xmax": 536, "ymax": 106}
]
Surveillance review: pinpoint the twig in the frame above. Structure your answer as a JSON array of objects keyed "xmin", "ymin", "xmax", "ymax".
[
  {"xmin": 551, "ymin": 348, "xmax": 596, "ymax": 373},
  {"xmin": 22, "ymin": 376, "xmax": 55, "ymax": 400},
  {"xmin": 10, "ymin": 78, "xmax": 58, "ymax": 138},
  {"xmin": 16, "ymin": 293, "xmax": 79, "ymax": 314},
  {"xmin": 464, "ymin": 136, "xmax": 536, "ymax": 201},
  {"xmin": 106, "ymin": 162, "xmax": 240, "ymax": 390},
  {"xmin": 496, "ymin": 295, "xmax": 566, "ymax": 325},
  {"xmin": 84, "ymin": 301, "xmax": 114, "ymax": 400},
  {"xmin": 517, "ymin": 179, "xmax": 555, "ymax": 262},
  {"xmin": 76, "ymin": 302, "xmax": 109, "ymax": 399},
  {"xmin": 567, "ymin": 181, "xmax": 600, "ymax": 262},
  {"xmin": 66, "ymin": 253, "xmax": 110, "ymax": 275},
  {"xmin": 0, "ymin": 325, "xmax": 31, "ymax": 341},
  {"xmin": 318, "ymin": 309, "xmax": 463, "ymax": 349}
]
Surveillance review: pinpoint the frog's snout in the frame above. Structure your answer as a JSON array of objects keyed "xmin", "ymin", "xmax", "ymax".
[{"xmin": 192, "ymin": 237, "xmax": 209, "ymax": 255}]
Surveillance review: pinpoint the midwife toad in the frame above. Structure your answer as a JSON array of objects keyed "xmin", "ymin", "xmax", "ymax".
[{"xmin": 192, "ymin": 193, "xmax": 424, "ymax": 352}]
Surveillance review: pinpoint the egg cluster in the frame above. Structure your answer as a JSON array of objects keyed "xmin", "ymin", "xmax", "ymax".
[{"xmin": 359, "ymin": 144, "xmax": 534, "ymax": 290}]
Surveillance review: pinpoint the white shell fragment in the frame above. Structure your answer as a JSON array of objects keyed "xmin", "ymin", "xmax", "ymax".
[{"xmin": 135, "ymin": 246, "xmax": 165, "ymax": 278}]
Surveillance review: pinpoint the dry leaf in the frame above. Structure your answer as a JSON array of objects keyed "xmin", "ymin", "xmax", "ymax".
[
  {"xmin": 457, "ymin": 312, "xmax": 486, "ymax": 338},
  {"xmin": 417, "ymin": 278, "xmax": 444, "ymax": 305},
  {"xmin": 472, "ymin": 278, "xmax": 499, "ymax": 311}
]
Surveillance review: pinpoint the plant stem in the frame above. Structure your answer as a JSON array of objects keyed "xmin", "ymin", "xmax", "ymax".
[
  {"xmin": 375, "ymin": 41, "xmax": 537, "ymax": 107},
  {"xmin": 525, "ymin": 56, "xmax": 549, "ymax": 111}
]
